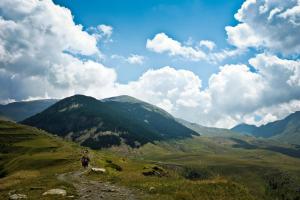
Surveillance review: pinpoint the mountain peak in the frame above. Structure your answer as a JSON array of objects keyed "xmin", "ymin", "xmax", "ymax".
[
  {"xmin": 102, "ymin": 95, "xmax": 144, "ymax": 104},
  {"xmin": 22, "ymin": 94, "xmax": 197, "ymax": 149}
]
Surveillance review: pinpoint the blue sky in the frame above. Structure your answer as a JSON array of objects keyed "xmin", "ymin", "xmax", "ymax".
[{"xmin": 54, "ymin": 0, "xmax": 246, "ymax": 86}]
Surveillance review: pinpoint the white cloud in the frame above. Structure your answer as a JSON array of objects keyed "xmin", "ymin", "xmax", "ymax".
[
  {"xmin": 111, "ymin": 54, "xmax": 145, "ymax": 65},
  {"xmin": 199, "ymin": 40, "xmax": 216, "ymax": 51},
  {"xmin": 146, "ymin": 33, "xmax": 241, "ymax": 63},
  {"xmin": 114, "ymin": 54, "xmax": 300, "ymax": 128},
  {"xmin": 210, "ymin": 48, "xmax": 245, "ymax": 64},
  {"xmin": 243, "ymin": 99, "xmax": 300, "ymax": 126},
  {"xmin": 0, "ymin": 0, "xmax": 116, "ymax": 101},
  {"xmin": 146, "ymin": 33, "xmax": 206, "ymax": 61},
  {"xmin": 226, "ymin": 0, "xmax": 300, "ymax": 55},
  {"xmin": 116, "ymin": 66, "xmax": 202, "ymax": 113},
  {"xmin": 126, "ymin": 54, "xmax": 145, "ymax": 65},
  {"xmin": 97, "ymin": 24, "xmax": 113, "ymax": 38},
  {"xmin": 198, "ymin": 54, "xmax": 300, "ymax": 127}
]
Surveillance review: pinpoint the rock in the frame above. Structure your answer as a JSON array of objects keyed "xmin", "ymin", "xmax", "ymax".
[
  {"xmin": 8, "ymin": 190, "xmax": 16, "ymax": 195},
  {"xmin": 9, "ymin": 194, "xmax": 27, "ymax": 199},
  {"xmin": 101, "ymin": 188, "xmax": 116, "ymax": 192},
  {"xmin": 142, "ymin": 166, "xmax": 168, "ymax": 177},
  {"xmin": 43, "ymin": 188, "xmax": 67, "ymax": 196},
  {"xmin": 91, "ymin": 167, "xmax": 106, "ymax": 173},
  {"xmin": 149, "ymin": 187, "xmax": 155, "ymax": 192}
]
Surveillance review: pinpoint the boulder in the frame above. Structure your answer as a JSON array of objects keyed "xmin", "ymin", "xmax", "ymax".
[
  {"xmin": 149, "ymin": 187, "xmax": 155, "ymax": 193},
  {"xmin": 91, "ymin": 167, "xmax": 106, "ymax": 173},
  {"xmin": 9, "ymin": 194, "xmax": 27, "ymax": 199},
  {"xmin": 42, "ymin": 188, "xmax": 67, "ymax": 196}
]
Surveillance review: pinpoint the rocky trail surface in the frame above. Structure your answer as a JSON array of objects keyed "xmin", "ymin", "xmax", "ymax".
[{"xmin": 58, "ymin": 169, "xmax": 139, "ymax": 200}]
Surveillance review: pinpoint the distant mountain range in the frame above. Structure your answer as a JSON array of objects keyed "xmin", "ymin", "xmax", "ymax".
[
  {"xmin": 22, "ymin": 95, "xmax": 198, "ymax": 149},
  {"xmin": 0, "ymin": 99, "xmax": 58, "ymax": 121},
  {"xmin": 176, "ymin": 118, "xmax": 240, "ymax": 137},
  {"xmin": 232, "ymin": 111, "xmax": 300, "ymax": 144},
  {"xmin": 2, "ymin": 94, "xmax": 299, "ymax": 147}
]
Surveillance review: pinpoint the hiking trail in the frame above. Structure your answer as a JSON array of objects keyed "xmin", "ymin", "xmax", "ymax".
[{"xmin": 58, "ymin": 169, "xmax": 139, "ymax": 200}]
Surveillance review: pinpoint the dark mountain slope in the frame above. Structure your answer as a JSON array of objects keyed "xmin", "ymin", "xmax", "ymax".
[
  {"xmin": 0, "ymin": 99, "xmax": 58, "ymax": 121},
  {"xmin": 22, "ymin": 95, "xmax": 197, "ymax": 148},
  {"xmin": 231, "ymin": 124, "xmax": 257, "ymax": 135}
]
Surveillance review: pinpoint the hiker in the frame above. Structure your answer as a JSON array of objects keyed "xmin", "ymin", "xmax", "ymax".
[{"xmin": 81, "ymin": 150, "xmax": 90, "ymax": 168}]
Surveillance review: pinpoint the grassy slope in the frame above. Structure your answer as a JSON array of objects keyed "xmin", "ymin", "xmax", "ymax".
[
  {"xmin": 128, "ymin": 136, "xmax": 300, "ymax": 200},
  {"xmin": 1, "ymin": 121, "xmax": 300, "ymax": 200},
  {"xmin": 0, "ymin": 120, "xmax": 82, "ymax": 199}
]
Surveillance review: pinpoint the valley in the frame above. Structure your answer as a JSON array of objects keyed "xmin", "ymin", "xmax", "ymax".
[{"xmin": 0, "ymin": 95, "xmax": 300, "ymax": 200}]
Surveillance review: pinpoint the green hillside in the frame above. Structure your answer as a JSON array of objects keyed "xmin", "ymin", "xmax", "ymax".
[
  {"xmin": 0, "ymin": 99, "xmax": 58, "ymax": 122},
  {"xmin": 0, "ymin": 120, "xmax": 80, "ymax": 199},
  {"xmin": 1, "ymin": 120, "xmax": 300, "ymax": 200},
  {"xmin": 22, "ymin": 95, "xmax": 197, "ymax": 149},
  {"xmin": 132, "ymin": 136, "xmax": 300, "ymax": 200}
]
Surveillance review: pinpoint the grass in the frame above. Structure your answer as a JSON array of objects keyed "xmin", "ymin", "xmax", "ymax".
[
  {"xmin": 1, "ymin": 121, "xmax": 300, "ymax": 200},
  {"xmin": 0, "ymin": 120, "xmax": 80, "ymax": 199},
  {"xmin": 100, "ymin": 136, "xmax": 300, "ymax": 200}
]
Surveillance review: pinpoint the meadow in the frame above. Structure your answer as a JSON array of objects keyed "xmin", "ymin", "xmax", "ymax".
[{"xmin": 1, "ymin": 120, "xmax": 300, "ymax": 200}]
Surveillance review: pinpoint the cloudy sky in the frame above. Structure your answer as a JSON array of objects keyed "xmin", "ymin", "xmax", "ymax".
[{"xmin": 0, "ymin": 0, "xmax": 300, "ymax": 128}]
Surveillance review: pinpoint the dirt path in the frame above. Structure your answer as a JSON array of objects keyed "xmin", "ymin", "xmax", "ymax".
[{"xmin": 58, "ymin": 169, "xmax": 138, "ymax": 200}]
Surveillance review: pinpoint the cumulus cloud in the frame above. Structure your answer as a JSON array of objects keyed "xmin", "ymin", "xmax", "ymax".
[
  {"xmin": 114, "ymin": 54, "xmax": 300, "ymax": 128},
  {"xmin": 97, "ymin": 24, "xmax": 113, "ymax": 38},
  {"xmin": 146, "ymin": 33, "xmax": 206, "ymax": 61},
  {"xmin": 226, "ymin": 0, "xmax": 300, "ymax": 55},
  {"xmin": 197, "ymin": 53, "xmax": 300, "ymax": 127},
  {"xmin": 111, "ymin": 54, "xmax": 145, "ymax": 65},
  {"xmin": 199, "ymin": 40, "xmax": 216, "ymax": 51},
  {"xmin": 116, "ymin": 66, "xmax": 203, "ymax": 113},
  {"xmin": 126, "ymin": 54, "xmax": 145, "ymax": 65},
  {"xmin": 146, "ymin": 33, "xmax": 241, "ymax": 63},
  {"xmin": 0, "ymin": 0, "xmax": 116, "ymax": 101}
]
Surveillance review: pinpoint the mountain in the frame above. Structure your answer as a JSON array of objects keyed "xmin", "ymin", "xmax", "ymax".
[
  {"xmin": 0, "ymin": 99, "xmax": 58, "ymax": 121},
  {"xmin": 22, "ymin": 95, "xmax": 197, "ymax": 149},
  {"xmin": 231, "ymin": 123, "xmax": 257, "ymax": 135},
  {"xmin": 176, "ymin": 118, "xmax": 241, "ymax": 137},
  {"xmin": 232, "ymin": 111, "xmax": 300, "ymax": 144}
]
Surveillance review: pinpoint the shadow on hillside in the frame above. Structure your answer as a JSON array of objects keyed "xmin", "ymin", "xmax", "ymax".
[{"xmin": 230, "ymin": 138, "xmax": 300, "ymax": 159}]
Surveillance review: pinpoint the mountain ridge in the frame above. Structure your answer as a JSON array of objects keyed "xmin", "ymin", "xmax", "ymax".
[
  {"xmin": 22, "ymin": 94, "xmax": 198, "ymax": 149},
  {"xmin": 232, "ymin": 111, "xmax": 300, "ymax": 144},
  {"xmin": 0, "ymin": 99, "xmax": 58, "ymax": 121}
]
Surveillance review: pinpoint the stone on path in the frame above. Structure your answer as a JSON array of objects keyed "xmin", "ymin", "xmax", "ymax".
[
  {"xmin": 91, "ymin": 167, "xmax": 106, "ymax": 173},
  {"xmin": 9, "ymin": 194, "xmax": 27, "ymax": 200},
  {"xmin": 43, "ymin": 188, "xmax": 67, "ymax": 196}
]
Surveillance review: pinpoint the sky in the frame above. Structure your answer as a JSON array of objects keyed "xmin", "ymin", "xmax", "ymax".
[
  {"xmin": 0, "ymin": 0, "xmax": 300, "ymax": 128},
  {"xmin": 53, "ymin": 0, "xmax": 246, "ymax": 86}
]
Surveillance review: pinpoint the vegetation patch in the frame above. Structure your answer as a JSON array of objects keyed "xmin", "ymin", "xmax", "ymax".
[
  {"xmin": 182, "ymin": 167, "xmax": 214, "ymax": 181},
  {"xmin": 264, "ymin": 170, "xmax": 300, "ymax": 200},
  {"xmin": 81, "ymin": 135, "xmax": 121, "ymax": 149},
  {"xmin": 142, "ymin": 166, "xmax": 168, "ymax": 177}
]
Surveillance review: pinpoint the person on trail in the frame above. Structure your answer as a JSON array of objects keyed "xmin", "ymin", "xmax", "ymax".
[{"xmin": 81, "ymin": 150, "xmax": 90, "ymax": 168}]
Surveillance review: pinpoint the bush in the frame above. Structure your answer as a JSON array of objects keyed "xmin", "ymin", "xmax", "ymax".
[{"xmin": 182, "ymin": 167, "xmax": 213, "ymax": 180}]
